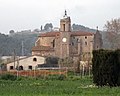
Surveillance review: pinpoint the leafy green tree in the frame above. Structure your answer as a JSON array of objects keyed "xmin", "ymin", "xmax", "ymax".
[
  {"xmin": 46, "ymin": 56, "xmax": 59, "ymax": 64},
  {"xmin": 44, "ymin": 23, "xmax": 53, "ymax": 31},
  {"xmin": 9, "ymin": 30, "xmax": 15, "ymax": 34}
]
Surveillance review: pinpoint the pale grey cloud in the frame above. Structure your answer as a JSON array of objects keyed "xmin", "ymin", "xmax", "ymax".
[{"xmin": 0, "ymin": 0, "xmax": 120, "ymax": 34}]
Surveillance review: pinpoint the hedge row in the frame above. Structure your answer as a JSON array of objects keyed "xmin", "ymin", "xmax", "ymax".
[{"xmin": 92, "ymin": 49, "xmax": 120, "ymax": 87}]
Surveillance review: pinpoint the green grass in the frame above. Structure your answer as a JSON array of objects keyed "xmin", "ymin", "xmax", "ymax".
[{"xmin": 0, "ymin": 76, "xmax": 120, "ymax": 96}]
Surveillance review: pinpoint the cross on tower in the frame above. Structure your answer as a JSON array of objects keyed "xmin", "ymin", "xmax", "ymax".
[
  {"xmin": 64, "ymin": 10, "xmax": 68, "ymax": 18},
  {"xmin": 65, "ymin": 10, "xmax": 67, "ymax": 16},
  {"xmin": 96, "ymin": 26, "xmax": 98, "ymax": 31}
]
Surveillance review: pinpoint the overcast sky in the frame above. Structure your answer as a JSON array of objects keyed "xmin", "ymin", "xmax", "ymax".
[{"xmin": 0, "ymin": 0, "xmax": 120, "ymax": 34}]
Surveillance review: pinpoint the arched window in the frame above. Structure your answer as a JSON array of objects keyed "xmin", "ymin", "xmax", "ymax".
[
  {"xmin": 63, "ymin": 24, "xmax": 65, "ymax": 31},
  {"xmin": 85, "ymin": 36, "xmax": 87, "ymax": 39},
  {"xmin": 19, "ymin": 66, "xmax": 23, "ymax": 70},
  {"xmin": 33, "ymin": 58, "xmax": 37, "ymax": 62}
]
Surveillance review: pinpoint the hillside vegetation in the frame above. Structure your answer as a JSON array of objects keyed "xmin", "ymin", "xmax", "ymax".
[{"xmin": 0, "ymin": 32, "xmax": 38, "ymax": 56}]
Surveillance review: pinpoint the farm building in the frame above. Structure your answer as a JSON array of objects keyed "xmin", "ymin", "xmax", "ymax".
[{"xmin": 6, "ymin": 55, "xmax": 45, "ymax": 71}]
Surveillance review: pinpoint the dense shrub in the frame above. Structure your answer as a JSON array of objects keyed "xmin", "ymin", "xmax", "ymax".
[
  {"xmin": 92, "ymin": 49, "xmax": 120, "ymax": 87},
  {"xmin": 0, "ymin": 74, "xmax": 17, "ymax": 81},
  {"xmin": 39, "ymin": 74, "xmax": 66, "ymax": 80},
  {"xmin": 58, "ymin": 74, "xmax": 66, "ymax": 80}
]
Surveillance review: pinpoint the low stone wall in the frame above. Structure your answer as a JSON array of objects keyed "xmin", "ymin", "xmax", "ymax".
[{"xmin": 0, "ymin": 70, "xmax": 67, "ymax": 77}]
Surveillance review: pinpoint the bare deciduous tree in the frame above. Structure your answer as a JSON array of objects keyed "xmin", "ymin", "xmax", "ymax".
[{"xmin": 104, "ymin": 18, "xmax": 120, "ymax": 49}]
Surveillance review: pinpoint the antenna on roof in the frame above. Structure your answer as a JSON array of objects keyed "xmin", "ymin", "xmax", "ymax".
[{"xmin": 21, "ymin": 41, "xmax": 24, "ymax": 56}]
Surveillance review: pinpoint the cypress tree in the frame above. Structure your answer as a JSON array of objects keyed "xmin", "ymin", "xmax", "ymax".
[{"xmin": 92, "ymin": 49, "xmax": 120, "ymax": 87}]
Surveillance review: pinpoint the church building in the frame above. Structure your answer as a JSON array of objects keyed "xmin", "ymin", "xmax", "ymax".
[{"xmin": 32, "ymin": 11, "xmax": 102, "ymax": 61}]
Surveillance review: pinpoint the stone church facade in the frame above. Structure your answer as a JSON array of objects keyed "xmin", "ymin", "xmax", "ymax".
[{"xmin": 32, "ymin": 11, "xmax": 102, "ymax": 61}]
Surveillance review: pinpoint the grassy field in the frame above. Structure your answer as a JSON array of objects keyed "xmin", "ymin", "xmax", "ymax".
[{"xmin": 0, "ymin": 75, "xmax": 120, "ymax": 96}]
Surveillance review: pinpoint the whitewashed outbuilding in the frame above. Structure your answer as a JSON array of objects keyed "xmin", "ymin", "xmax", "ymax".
[{"xmin": 6, "ymin": 55, "xmax": 45, "ymax": 71}]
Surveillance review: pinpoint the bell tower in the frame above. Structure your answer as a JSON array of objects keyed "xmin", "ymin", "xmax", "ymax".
[
  {"xmin": 60, "ymin": 10, "xmax": 71, "ymax": 58},
  {"xmin": 60, "ymin": 10, "xmax": 71, "ymax": 32}
]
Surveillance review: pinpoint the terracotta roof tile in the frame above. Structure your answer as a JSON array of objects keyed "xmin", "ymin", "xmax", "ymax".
[
  {"xmin": 71, "ymin": 31, "xmax": 95, "ymax": 36},
  {"xmin": 32, "ymin": 46, "xmax": 54, "ymax": 51},
  {"xmin": 39, "ymin": 32, "xmax": 60, "ymax": 37},
  {"xmin": 39, "ymin": 31, "xmax": 94, "ymax": 37}
]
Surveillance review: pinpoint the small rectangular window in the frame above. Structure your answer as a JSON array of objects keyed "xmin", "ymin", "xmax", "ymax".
[
  {"xmin": 85, "ymin": 42, "xmax": 87, "ymax": 45},
  {"xmin": 10, "ymin": 66, "xmax": 13, "ymax": 70},
  {"xmin": 85, "ymin": 36, "xmax": 87, "ymax": 39},
  {"xmin": 71, "ymin": 42, "xmax": 74, "ymax": 46},
  {"xmin": 28, "ymin": 66, "xmax": 32, "ymax": 70}
]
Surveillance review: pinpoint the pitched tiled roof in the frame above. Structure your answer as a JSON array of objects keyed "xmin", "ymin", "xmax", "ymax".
[
  {"xmin": 6, "ymin": 55, "xmax": 45, "ymax": 65},
  {"xmin": 38, "ymin": 31, "xmax": 94, "ymax": 37},
  {"xmin": 71, "ymin": 31, "xmax": 95, "ymax": 36},
  {"xmin": 32, "ymin": 46, "xmax": 54, "ymax": 51},
  {"xmin": 39, "ymin": 32, "xmax": 60, "ymax": 37}
]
